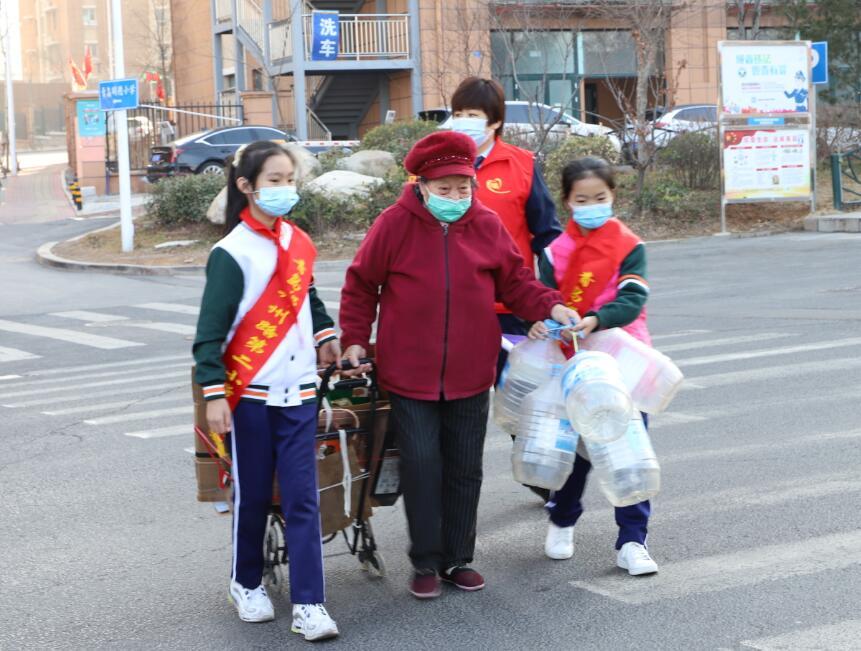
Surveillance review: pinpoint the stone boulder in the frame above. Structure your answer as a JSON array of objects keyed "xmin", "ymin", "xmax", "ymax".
[
  {"xmin": 305, "ymin": 170, "xmax": 383, "ymax": 198},
  {"xmin": 206, "ymin": 186, "xmax": 227, "ymax": 225},
  {"xmin": 283, "ymin": 143, "xmax": 322, "ymax": 180},
  {"xmin": 336, "ymin": 150, "xmax": 397, "ymax": 179}
]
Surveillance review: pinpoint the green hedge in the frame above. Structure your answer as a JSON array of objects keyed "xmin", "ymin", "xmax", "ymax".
[
  {"xmin": 657, "ymin": 131, "xmax": 720, "ymax": 190},
  {"xmin": 357, "ymin": 120, "xmax": 440, "ymax": 163},
  {"xmin": 147, "ymin": 174, "xmax": 226, "ymax": 227}
]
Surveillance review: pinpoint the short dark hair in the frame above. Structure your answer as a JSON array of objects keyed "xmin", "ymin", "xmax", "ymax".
[
  {"xmin": 450, "ymin": 77, "xmax": 506, "ymax": 138},
  {"xmin": 561, "ymin": 156, "xmax": 617, "ymax": 201}
]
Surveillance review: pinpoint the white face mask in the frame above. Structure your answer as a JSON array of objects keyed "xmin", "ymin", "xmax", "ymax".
[{"xmin": 451, "ymin": 116, "xmax": 491, "ymax": 148}]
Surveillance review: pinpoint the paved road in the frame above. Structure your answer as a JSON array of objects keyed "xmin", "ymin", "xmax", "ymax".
[{"xmin": 1, "ymin": 218, "xmax": 860, "ymax": 650}]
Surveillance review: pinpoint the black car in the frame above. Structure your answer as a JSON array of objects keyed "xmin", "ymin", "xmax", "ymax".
[{"xmin": 146, "ymin": 125, "xmax": 290, "ymax": 182}]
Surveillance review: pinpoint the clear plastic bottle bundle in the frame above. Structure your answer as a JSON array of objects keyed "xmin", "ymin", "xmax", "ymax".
[
  {"xmin": 582, "ymin": 412, "xmax": 660, "ymax": 507},
  {"xmin": 494, "ymin": 338, "xmax": 566, "ymax": 435},
  {"xmin": 511, "ymin": 370, "xmax": 579, "ymax": 491},
  {"xmin": 580, "ymin": 328, "xmax": 684, "ymax": 414},
  {"xmin": 561, "ymin": 351, "xmax": 633, "ymax": 444}
]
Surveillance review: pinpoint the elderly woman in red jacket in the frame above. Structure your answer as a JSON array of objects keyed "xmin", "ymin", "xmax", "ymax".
[{"xmin": 339, "ymin": 131, "xmax": 577, "ymax": 599}]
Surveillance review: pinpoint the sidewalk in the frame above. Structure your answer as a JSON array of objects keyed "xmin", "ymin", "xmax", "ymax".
[{"xmin": 0, "ymin": 164, "xmax": 74, "ymax": 225}]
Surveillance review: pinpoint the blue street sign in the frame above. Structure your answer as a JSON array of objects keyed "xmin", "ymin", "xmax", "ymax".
[
  {"xmin": 811, "ymin": 42, "xmax": 828, "ymax": 85},
  {"xmin": 99, "ymin": 78, "xmax": 139, "ymax": 111},
  {"xmin": 311, "ymin": 11, "xmax": 339, "ymax": 61}
]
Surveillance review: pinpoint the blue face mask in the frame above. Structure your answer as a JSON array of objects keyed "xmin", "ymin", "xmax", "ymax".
[
  {"xmin": 254, "ymin": 185, "xmax": 300, "ymax": 217},
  {"xmin": 426, "ymin": 191, "xmax": 472, "ymax": 223},
  {"xmin": 450, "ymin": 117, "xmax": 491, "ymax": 148},
  {"xmin": 571, "ymin": 202, "xmax": 613, "ymax": 230}
]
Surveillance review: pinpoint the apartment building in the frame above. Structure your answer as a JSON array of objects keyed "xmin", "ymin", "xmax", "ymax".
[{"xmin": 169, "ymin": 0, "xmax": 795, "ymax": 140}]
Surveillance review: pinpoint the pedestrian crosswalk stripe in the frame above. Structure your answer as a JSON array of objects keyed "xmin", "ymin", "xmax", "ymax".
[
  {"xmin": 658, "ymin": 332, "xmax": 792, "ymax": 354},
  {"xmin": 125, "ymin": 424, "xmax": 190, "ymax": 439},
  {"xmin": 740, "ymin": 619, "xmax": 861, "ymax": 650},
  {"xmin": 11, "ymin": 361, "xmax": 190, "ymax": 389},
  {"xmin": 85, "ymin": 405, "xmax": 190, "ymax": 426},
  {"xmin": 123, "ymin": 322, "xmax": 196, "ymax": 335},
  {"xmin": 650, "ymin": 329, "xmax": 712, "ymax": 342},
  {"xmin": 1, "ymin": 368, "xmax": 188, "ymax": 399},
  {"xmin": 682, "ymin": 355, "xmax": 861, "ymax": 391},
  {"xmin": 676, "ymin": 337, "xmax": 861, "ymax": 367},
  {"xmin": 134, "ymin": 302, "xmax": 200, "ymax": 316},
  {"xmin": 570, "ymin": 529, "xmax": 861, "ymax": 604},
  {"xmin": 0, "ymin": 319, "xmax": 144, "ymax": 350},
  {"xmin": 43, "ymin": 394, "xmax": 185, "ymax": 416},
  {"xmin": 0, "ymin": 346, "xmax": 40, "ymax": 363},
  {"xmin": 4, "ymin": 354, "xmax": 189, "ymax": 378},
  {"xmin": 0, "ymin": 374, "xmax": 20, "ymax": 380},
  {"xmin": 50, "ymin": 310, "xmax": 128, "ymax": 322},
  {"xmin": 3, "ymin": 380, "xmax": 188, "ymax": 409}
]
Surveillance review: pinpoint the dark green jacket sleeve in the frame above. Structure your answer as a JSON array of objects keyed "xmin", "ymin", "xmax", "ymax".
[
  {"xmin": 587, "ymin": 243, "xmax": 649, "ymax": 329},
  {"xmin": 193, "ymin": 247, "xmax": 244, "ymax": 392},
  {"xmin": 538, "ymin": 250, "xmax": 558, "ymax": 289},
  {"xmin": 309, "ymin": 283, "xmax": 337, "ymax": 346}
]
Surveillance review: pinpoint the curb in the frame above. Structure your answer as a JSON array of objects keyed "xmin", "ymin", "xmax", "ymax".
[{"xmin": 36, "ymin": 222, "xmax": 205, "ymax": 275}]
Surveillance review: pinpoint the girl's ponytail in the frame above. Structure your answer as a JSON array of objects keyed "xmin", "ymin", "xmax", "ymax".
[{"xmin": 224, "ymin": 153, "xmax": 248, "ymax": 234}]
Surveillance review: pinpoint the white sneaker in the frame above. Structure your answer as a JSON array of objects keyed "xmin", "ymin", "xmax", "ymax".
[
  {"xmin": 292, "ymin": 603, "xmax": 339, "ymax": 641},
  {"xmin": 228, "ymin": 580, "xmax": 275, "ymax": 622},
  {"xmin": 616, "ymin": 542, "xmax": 658, "ymax": 576},
  {"xmin": 545, "ymin": 522, "xmax": 575, "ymax": 560}
]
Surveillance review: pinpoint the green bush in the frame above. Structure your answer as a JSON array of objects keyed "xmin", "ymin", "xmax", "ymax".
[
  {"xmin": 657, "ymin": 131, "xmax": 720, "ymax": 190},
  {"xmin": 633, "ymin": 173, "xmax": 719, "ymax": 221},
  {"xmin": 357, "ymin": 120, "xmax": 440, "ymax": 163},
  {"xmin": 542, "ymin": 135, "xmax": 623, "ymax": 210},
  {"xmin": 147, "ymin": 174, "xmax": 226, "ymax": 226},
  {"xmin": 291, "ymin": 168, "xmax": 408, "ymax": 236},
  {"xmin": 317, "ymin": 146, "xmax": 352, "ymax": 173}
]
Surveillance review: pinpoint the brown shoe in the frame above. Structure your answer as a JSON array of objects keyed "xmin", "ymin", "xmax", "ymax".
[
  {"xmin": 409, "ymin": 572, "xmax": 441, "ymax": 599},
  {"xmin": 440, "ymin": 566, "xmax": 485, "ymax": 591}
]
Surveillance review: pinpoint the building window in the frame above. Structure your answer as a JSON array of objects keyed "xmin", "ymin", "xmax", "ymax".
[
  {"xmin": 252, "ymin": 69, "xmax": 264, "ymax": 91},
  {"xmin": 86, "ymin": 43, "xmax": 98, "ymax": 59},
  {"xmin": 83, "ymin": 7, "xmax": 97, "ymax": 26}
]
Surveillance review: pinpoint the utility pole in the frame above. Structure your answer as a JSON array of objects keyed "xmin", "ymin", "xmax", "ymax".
[
  {"xmin": 3, "ymin": 1, "xmax": 17, "ymax": 176},
  {"xmin": 111, "ymin": 0, "xmax": 134, "ymax": 252}
]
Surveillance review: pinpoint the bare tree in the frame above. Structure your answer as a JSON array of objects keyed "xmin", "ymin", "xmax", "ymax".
[
  {"xmin": 588, "ymin": 0, "xmax": 687, "ymax": 204},
  {"xmin": 733, "ymin": 0, "xmax": 763, "ymax": 41},
  {"xmin": 130, "ymin": 0, "xmax": 173, "ymax": 102}
]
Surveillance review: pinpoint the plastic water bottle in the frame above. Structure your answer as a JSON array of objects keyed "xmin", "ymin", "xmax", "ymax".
[
  {"xmin": 582, "ymin": 413, "xmax": 660, "ymax": 507},
  {"xmin": 511, "ymin": 372, "xmax": 578, "ymax": 490},
  {"xmin": 580, "ymin": 328, "xmax": 684, "ymax": 414},
  {"xmin": 561, "ymin": 351, "xmax": 632, "ymax": 444},
  {"xmin": 494, "ymin": 338, "xmax": 566, "ymax": 435}
]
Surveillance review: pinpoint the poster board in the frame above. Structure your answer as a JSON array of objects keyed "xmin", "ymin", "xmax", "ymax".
[{"xmin": 717, "ymin": 41, "xmax": 815, "ymax": 228}]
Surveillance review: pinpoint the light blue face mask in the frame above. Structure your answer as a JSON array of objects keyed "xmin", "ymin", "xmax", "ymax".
[
  {"xmin": 254, "ymin": 185, "xmax": 300, "ymax": 217},
  {"xmin": 571, "ymin": 202, "xmax": 613, "ymax": 230},
  {"xmin": 450, "ymin": 116, "xmax": 491, "ymax": 148},
  {"xmin": 426, "ymin": 191, "xmax": 472, "ymax": 223}
]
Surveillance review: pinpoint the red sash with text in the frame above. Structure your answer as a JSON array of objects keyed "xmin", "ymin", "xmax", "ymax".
[
  {"xmin": 222, "ymin": 208, "xmax": 316, "ymax": 411},
  {"xmin": 559, "ymin": 218, "xmax": 641, "ymax": 315}
]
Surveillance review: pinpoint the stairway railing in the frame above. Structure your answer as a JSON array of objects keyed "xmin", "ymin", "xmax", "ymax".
[
  {"xmin": 238, "ymin": 0, "xmax": 266, "ymax": 52},
  {"xmin": 307, "ymin": 108, "xmax": 333, "ymax": 141},
  {"xmin": 215, "ymin": 0, "xmax": 232, "ymax": 22}
]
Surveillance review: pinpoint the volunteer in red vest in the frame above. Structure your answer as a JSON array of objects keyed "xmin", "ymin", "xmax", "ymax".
[
  {"xmin": 193, "ymin": 140, "xmax": 341, "ymax": 639},
  {"xmin": 339, "ymin": 131, "xmax": 578, "ymax": 599},
  {"xmin": 450, "ymin": 76, "xmax": 563, "ymax": 499}
]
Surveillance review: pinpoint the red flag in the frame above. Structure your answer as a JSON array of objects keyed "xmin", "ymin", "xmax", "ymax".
[
  {"xmin": 82, "ymin": 46, "xmax": 93, "ymax": 79},
  {"xmin": 69, "ymin": 57, "xmax": 87, "ymax": 91},
  {"xmin": 156, "ymin": 78, "xmax": 166, "ymax": 101}
]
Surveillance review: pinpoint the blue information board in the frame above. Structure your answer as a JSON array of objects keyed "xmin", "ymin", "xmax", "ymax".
[
  {"xmin": 99, "ymin": 78, "xmax": 139, "ymax": 111},
  {"xmin": 311, "ymin": 11, "xmax": 339, "ymax": 61},
  {"xmin": 811, "ymin": 42, "xmax": 828, "ymax": 85},
  {"xmin": 76, "ymin": 99, "xmax": 106, "ymax": 137}
]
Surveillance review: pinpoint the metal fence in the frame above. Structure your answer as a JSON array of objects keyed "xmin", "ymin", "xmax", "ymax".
[
  {"xmin": 105, "ymin": 102, "xmax": 244, "ymax": 172},
  {"xmin": 831, "ymin": 147, "xmax": 861, "ymax": 211}
]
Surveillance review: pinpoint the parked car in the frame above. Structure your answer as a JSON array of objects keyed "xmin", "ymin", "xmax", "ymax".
[
  {"xmin": 146, "ymin": 125, "xmax": 290, "ymax": 182},
  {"xmin": 434, "ymin": 101, "xmax": 621, "ymax": 152},
  {"xmin": 619, "ymin": 104, "xmax": 716, "ymax": 163}
]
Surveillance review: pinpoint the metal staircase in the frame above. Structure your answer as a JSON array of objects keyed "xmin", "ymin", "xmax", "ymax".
[{"xmin": 311, "ymin": 74, "xmax": 381, "ymax": 140}]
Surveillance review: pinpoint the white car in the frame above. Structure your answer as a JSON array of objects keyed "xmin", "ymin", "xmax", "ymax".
[
  {"xmin": 649, "ymin": 104, "xmax": 718, "ymax": 147},
  {"xmin": 437, "ymin": 101, "xmax": 621, "ymax": 152}
]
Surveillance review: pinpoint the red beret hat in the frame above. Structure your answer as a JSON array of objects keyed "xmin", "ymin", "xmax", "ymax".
[{"xmin": 404, "ymin": 130, "xmax": 477, "ymax": 179}]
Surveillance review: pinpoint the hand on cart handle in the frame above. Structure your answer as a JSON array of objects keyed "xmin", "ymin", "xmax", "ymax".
[
  {"xmin": 342, "ymin": 345, "xmax": 373, "ymax": 377},
  {"xmin": 318, "ymin": 339, "xmax": 342, "ymax": 366}
]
